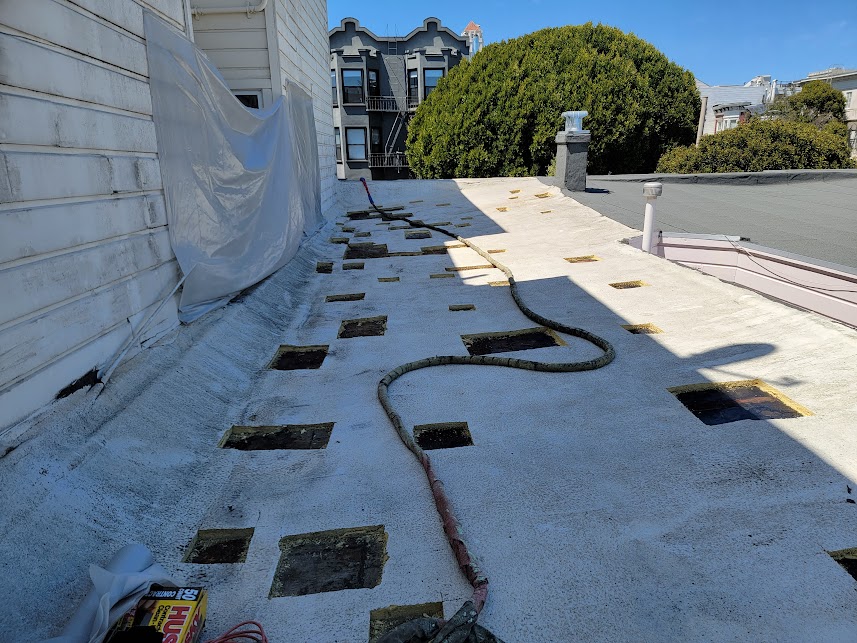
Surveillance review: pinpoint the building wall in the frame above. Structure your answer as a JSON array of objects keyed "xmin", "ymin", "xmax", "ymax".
[
  {"xmin": 274, "ymin": 0, "xmax": 336, "ymax": 211},
  {"xmin": 0, "ymin": 0, "xmax": 189, "ymax": 430},
  {"xmin": 0, "ymin": 0, "xmax": 335, "ymax": 431},
  {"xmin": 190, "ymin": 2, "xmax": 274, "ymax": 107},
  {"xmin": 329, "ymin": 18, "xmax": 468, "ymax": 180}
]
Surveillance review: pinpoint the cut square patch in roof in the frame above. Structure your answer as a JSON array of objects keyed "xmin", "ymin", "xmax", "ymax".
[
  {"xmin": 421, "ymin": 246, "xmax": 448, "ymax": 255},
  {"xmin": 269, "ymin": 345, "xmax": 329, "ymax": 370},
  {"xmin": 436, "ymin": 203, "xmax": 450, "ymax": 207},
  {"xmin": 354, "ymin": 231, "xmax": 371, "ymax": 238},
  {"xmin": 344, "ymin": 243, "xmax": 388, "ymax": 259},
  {"xmin": 622, "ymin": 323, "xmax": 663, "ymax": 335},
  {"xmin": 343, "ymin": 262, "xmax": 365, "ymax": 270},
  {"xmin": 461, "ymin": 327, "xmax": 565, "ymax": 356},
  {"xmin": 269, "ymin": 525, "xmax": 387, "ymax": 597},
  {"xmin": 535, "ymin": 192, "xmax": 551, "ymax": 198},
  {"xmin": 220, "ymin": 423, "xmax": 334, "ymax": 450},
  {"xmin": 342, "ymin": 226, "xmax": 356, "ymax": 233},
  {"xmin": 610, "ymin": 280, "xmax": 648, "ymax": 289},
  {"xmin": 449, "ymin": 304, "xmax": 476, "ymax": 311},
  {"xmin": 496, "ymin": 207, "xmax": 508, "ymax": 212},
  {"xmin": 369, "ymin": 602, "xmax": 444, "ymax": 643},
  {"xmin": 346, "ymin": 210, "xmax": 373, "ymax": 220},
  {"xmin": 378, "ymin": 277, "xmax": 400, "ymax": 283},
  {"xmin": 668, "ymin": 380, "xmax": 812, "ymax": 426},
  {"xmin": 414, "ymin": 422, "xmax": 474, "ymax": 450},
  {"xmin": 487, "ymin": 249, "xmax": 505, "ymax": 254},
  {"xmin": 828, "ymin": 548, "xmax": 857, "ymax": 582},
  {"xmin": 316, "ymin": 262, "xmax": 333, "ymax": 274},
  {"xmin": 445, "ymin": 265, "xmax": 494, "ymax": 272},
  {"xmin": 406, "ymin": 230, "xmax": 431, "ymax": 240},
  {"xmin": 488, "ymin": 280, "xmax": 510, "ymax": 287},
  {"xmin": 455, "ymin": 223, "xmax": 471, "ymax": 228},
  {"xmin": 183, "ymin": 528, "xmax": 254, "ymax": 564},
  {"xmin": 427, "ymin": 221, "xmax": 452, "ymax": 226},
  {"xmin": 326, "ymin": 293, "xmax": 365, "ymax": 302},
  {"xmin": 338, "ymin": 315, "xmax": 387, "ymax": 339},
  {"xmin": 430, "ymin": 273, "xmax": 455, "ymax": 279},
  {"xmin": 565, "ymin": 255, "xmax": 600, "ymax": 263},
  {"xmin": 330, "ymin": 237, "xmax": 349, "ymax": 244}
]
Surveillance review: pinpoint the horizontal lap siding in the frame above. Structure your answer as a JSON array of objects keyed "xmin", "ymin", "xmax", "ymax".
[
  {"xmin": 191, "ymin": 5, "xmax": 272, "ymax": 91},
  {"xmin": 0, "ymin": 0, "xmax": 186, "ymax": 429},
  {"xmin": 274, "ymin": 0, "xmax": 335, "ymax": 213}
]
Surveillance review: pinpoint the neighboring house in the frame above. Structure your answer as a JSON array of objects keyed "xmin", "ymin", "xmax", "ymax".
[
  {"xmin": 329, "ymin": 17, "xmax": 470, "ymax": 180},
  {"xmin": 0, "ymin": 0, "xmax": 333, "ymax": 430},
  {"xmin": 695, "ymin": 75, "xmax": 799, "ymax": 142},
  {"xmin": 695, "ymin": 77, "xmax": 769, "ymax": 141},
  {"xmin": 796, "ymin": 67, "xmax": 857, "ymax": 158},
  {"xmin": 461, "ymin": 20, "xmax": 484, "ymax": 57},
  {"xmin": 712, "ymin": 102, "xmax": 753, "ymax": 133}
]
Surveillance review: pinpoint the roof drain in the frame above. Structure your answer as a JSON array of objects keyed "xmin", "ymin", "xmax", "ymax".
[{"xmin": 360, "ymin": 178, "xmax": 616, "ymax": 643}]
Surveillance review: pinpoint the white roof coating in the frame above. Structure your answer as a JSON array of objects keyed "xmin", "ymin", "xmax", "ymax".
[{"xmin": 2, "ymin": 178, "xmax": 857, "ymax": 641}]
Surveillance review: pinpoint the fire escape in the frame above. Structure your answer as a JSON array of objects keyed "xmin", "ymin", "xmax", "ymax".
[{"xmin": 366, "ymin": 40, "xmax": 414, "ymax": 172}]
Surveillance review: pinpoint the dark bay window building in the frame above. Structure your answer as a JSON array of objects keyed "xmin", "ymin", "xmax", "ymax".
[{"xmin": 329, "ymin": 17, "xmax": 471, "ymax": 180}]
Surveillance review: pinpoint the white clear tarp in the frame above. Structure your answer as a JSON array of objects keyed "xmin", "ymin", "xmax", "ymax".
[{"xmin": 144, "ymin": 13, "xmax": 323, "ymax": 322}]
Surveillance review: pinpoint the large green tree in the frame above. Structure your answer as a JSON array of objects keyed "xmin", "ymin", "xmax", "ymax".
[{"xmin": 405, "ymin": 23, "xmax": 700, "ymax": 178}]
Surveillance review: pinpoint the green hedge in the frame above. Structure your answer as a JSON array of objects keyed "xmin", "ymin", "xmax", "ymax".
[
  {"xmin": 656, "ymin": 120, "xmax": 855, "ymax": 173},
  {"xmin": 405, "ymin": 23, "xmax": 700, "ymax": 178}
]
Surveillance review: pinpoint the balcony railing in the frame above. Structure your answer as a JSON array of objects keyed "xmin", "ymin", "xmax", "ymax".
[
  {"xmin": 407, "ymin": 96, "xmax": 420, "ymax": 110},
  {"xmin": 366, "ymin": 96, "xmax": 403, "ymax": 112},
  {"xmin": 369, "ymin": 152, "xmax": 408, "ymax": 169}
]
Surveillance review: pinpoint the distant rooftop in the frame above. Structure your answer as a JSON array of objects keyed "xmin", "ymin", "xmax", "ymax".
[{"xmin": 805, "ymin": 66, "xmax": 857, "ymax": 80}]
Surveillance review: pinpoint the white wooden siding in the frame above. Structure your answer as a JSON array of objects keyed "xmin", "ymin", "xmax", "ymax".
[
  {"xmin": 190, "ymin": 1, "xmax": 273, "ymax": 98},
  {"xmin": 274, "ymin": 0, "xmax": 336, "ymax": 212},
  {"xmin": 1, "ymin": 0, "xmax": 335, "ymax": 430},
  {"xmin": 0, "ymin": 0, "xmax": 186, "ymax": 430}
]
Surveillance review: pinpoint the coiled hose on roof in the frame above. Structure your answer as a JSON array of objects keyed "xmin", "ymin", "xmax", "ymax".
[{"xmin": 360, "ymin": 179, "xmax": 616, "ymax": 643}]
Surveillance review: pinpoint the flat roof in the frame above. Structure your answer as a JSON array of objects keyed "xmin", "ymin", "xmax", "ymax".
[
  {"xmin": 3, "ymin": 178, "xmax": 857, "ymax": 641},
  {"xmin": 576, "ymin": 173, "xmax": 857, "ymax": 269}
]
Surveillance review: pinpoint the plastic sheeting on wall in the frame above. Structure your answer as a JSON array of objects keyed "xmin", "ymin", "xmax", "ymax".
[{"xmin": 144, "ymin": 12, "xmax": 323, "ymax": 322}]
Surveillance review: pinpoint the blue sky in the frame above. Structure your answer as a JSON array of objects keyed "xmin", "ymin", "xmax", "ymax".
[{"xmin": 327, "ymin": 0, "xmax": 856, "ymax": 86}]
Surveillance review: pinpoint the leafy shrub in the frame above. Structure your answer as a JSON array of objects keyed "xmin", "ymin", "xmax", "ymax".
[
  {"xmin": 766, "ymin": 80, "xmax": 847, "ymax": 129},
  {"xmin": 788, "ymin": 80, "xmax": 846, "ymax": 121},
  {"xmin": 656, "ymin": 119, "xmax": 855, "ymax": 173},
  {"xmin": 406, "ymin": 23, "xmax": 700, "ymax": 178}
]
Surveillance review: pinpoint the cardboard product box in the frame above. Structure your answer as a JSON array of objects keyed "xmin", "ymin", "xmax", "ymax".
[{"xmin": 106, "ymin": 586, "xmax": 207, "ymax": 643}]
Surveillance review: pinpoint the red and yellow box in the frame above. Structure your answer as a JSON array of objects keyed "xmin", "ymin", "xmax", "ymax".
[{"xmin": 106, "ymin": 586, "xmax": 207, "ymax": 643}]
